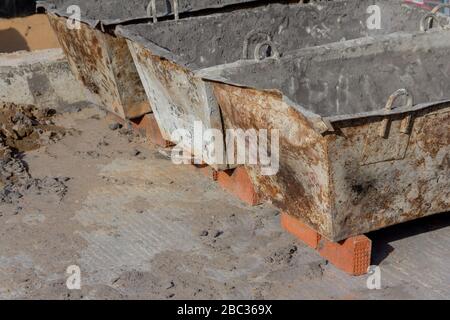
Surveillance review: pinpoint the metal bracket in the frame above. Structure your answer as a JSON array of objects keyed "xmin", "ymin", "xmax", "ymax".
[
  {"xmin": 147, "ymin": 0, "xmax": 178, "ymax": 22},
  {"xmin": 173, "ymin": 0, "xmax": 179, "ymax": 20},
  {"xmin": 254, "ymin": 40, "xmax": 280, "ymax": 61},
  {"xmin": 420, "ymin": 4, "xmax": 450, "ymax": 32},
  {"xmin": 420, "ymin": 13, "xmax": 445, "ymax": 31},
  {"xmin": 243, "ymin": 30, "xmax": 272, "ymax": 60},
  {"xmin": 147, "ymin": 0, "xmax": 157, "ymax": 22}
]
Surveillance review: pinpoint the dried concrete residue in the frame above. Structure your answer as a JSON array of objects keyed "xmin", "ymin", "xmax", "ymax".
[
  {"xmin": 201, "ymin": 30, "xmax": 450, "ymax": 118},
  {"xmin": 120, "ymin": 0, "xmax": 434, "ymax": 70},
  {"xmin": 49, "ymin": 0, "xmax": 263, "ymax": 24},
  {"xmin": 0, "ymin": 103, "xmax": 69, "ymax": 205}
]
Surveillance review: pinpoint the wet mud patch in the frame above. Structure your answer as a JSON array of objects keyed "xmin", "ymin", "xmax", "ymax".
[{"xmin": 0, "ymin": 102, "xmax": 66, "ymax": 154}]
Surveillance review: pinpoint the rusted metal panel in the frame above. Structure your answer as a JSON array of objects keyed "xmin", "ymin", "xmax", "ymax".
[
  {"xmin": 104, "ymin": 35, "xmax": 151, "ymax": 119},
  {"xmin": 328, "ymin": 106, "xmax": 449, "ymax": 241},
  {"xmin": 127, "ymin": 40, "xmax": 227, "ymax": 169},
  {"xmin": 213, "ymin": 84, "xmax": 334, "ymax": 238},
  {"xmin": 47, "ymin": 13, "xmax": 151, "ymax": 119}
]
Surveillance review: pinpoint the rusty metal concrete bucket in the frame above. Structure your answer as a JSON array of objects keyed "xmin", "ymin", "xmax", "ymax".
[
  {"xmin": 117, "ymin": 0, "xmax": 443, "ymax": 167},
  {"xmin": 46, "ymin": 0, "xmax": 266, "ymax": 119},
  {"xmin": 47, "ymin": 13, "xmax": 150, "ymax": 119},
  {"xmin": 197, "ymin": 28, "xmax": 450, "ymax": 242}
]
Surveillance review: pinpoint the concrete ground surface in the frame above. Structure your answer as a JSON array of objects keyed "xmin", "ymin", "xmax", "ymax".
[{"xmin": 0, "ymin": 105, "xmax": 449, "ymax": 300}]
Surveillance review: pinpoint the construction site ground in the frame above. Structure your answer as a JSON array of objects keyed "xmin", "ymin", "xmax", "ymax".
[{"xmin": 0, "ymin": 104, "xmax": 449, "ymax": 300}]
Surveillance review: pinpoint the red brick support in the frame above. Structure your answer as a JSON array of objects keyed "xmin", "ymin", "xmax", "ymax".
[
  {"xmin": 281, "ymin": 212, "xmax": 372, "ymax": 276},
  {"xmin": 215, "ymin": 167, "xmax": 262, "ymax": 206},
  {"xmin": 192, "ymin": 165, "xmax": 261, "ymax": 206},
  {"xmin": 193, "ymin": 163, "xmax": 214, "ymax": 179},
  {"xmin": 106, "ymin": 111, "xmax": 127, "ymax": 126},
  {"xmin": 130, "ymin": 113, "xmax": 173, "ymax": 148}
]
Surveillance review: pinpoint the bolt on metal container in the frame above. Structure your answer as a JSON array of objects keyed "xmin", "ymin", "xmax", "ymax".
[
  {"xmin": 44, "ymin": 0, "xmax": 268, "ymax": 119},
  {"xmin": 117, "ymin": 0, "xmax": 443, "ymax": 168},
  {"xmin": 198, "ymin": 19, "xmax": 450, "ymax": 241}
]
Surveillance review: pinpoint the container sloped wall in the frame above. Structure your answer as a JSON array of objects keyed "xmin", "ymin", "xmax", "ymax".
[
  {"xmin": 47, "ymin": 14, "xmax": 150, "ymax": 119},
  {"xmin": 127, "ymin": 40, "xmax": 226, "ymax": 168}
]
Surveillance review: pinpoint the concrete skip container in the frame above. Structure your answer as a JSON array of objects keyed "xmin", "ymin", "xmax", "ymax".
[
  {"xmin": 44, "ymin": 0, "xmax": 268, "ymax": 119},
  {"xmin": 197, "ymin": 27, "xmax": 450, "ymax": 242},
  {"xmin": 117, "ymin": 0, "xmax": 446, "ymax": 168}
]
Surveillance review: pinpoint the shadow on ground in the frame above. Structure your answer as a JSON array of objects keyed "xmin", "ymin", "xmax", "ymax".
[
  {"xmin": 370, "ymin": 212, "xmax": 450, "ymax": 265},
  {"xmin": 0, "ymin": 28, "xmax": 30, "ymax": 53}
]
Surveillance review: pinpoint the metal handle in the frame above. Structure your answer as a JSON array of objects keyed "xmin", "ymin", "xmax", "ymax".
[
  {"xmin": 420, "ymin": 5, "xmax": 450, "ymax": 32},
  {"xmin": 379, "ymin": 89, "xmax": 414, "ymax": 138},
  {"xmin": 243, "ymin": 30, "xmax": 272, "ymax": 59},
  {"xmin": 254, "ymin": 41, "xmax": 280, "ymax": 61},
  {"xmin": 148, "ymin": 0, "xmax": 179, "ymax": 21},
  {"xmin": 147, "ymin": 0, "xmax": 157, "ymax": 22},
  {"xmin": 420, "ymin": 13, "xmax": 443, "ymax": 31},
  {"xmin": 420, "ymin": 13, "xmax": 433, "ymax": 31},
  {"xmin": 173, "ymin": 0, "xmax": 179, "ymax": 20}
]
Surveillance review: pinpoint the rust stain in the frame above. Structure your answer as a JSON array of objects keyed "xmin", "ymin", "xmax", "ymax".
[
  {"xmin": 212, "ymin": 82, "xmax": 333, "ymax": 238},
  {"xmin": 47, "ymin": 14, "xmax": 150, "ymax": 120},
  {"xmin": 130, "ymin": 42, "xmax": 226, "ymax": 169},
  {"xmin": 328, "ymin": 104, "xmax": 449, "ymax": 240},
  {"xmin": 418, "ymin": 111, "xmax": 450, "ymax": 158}
]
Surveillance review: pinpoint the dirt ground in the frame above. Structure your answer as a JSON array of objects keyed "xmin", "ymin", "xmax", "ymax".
[{"xmin": 0, "ymin": 104, "xmax": 449, "ymax": 300}]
